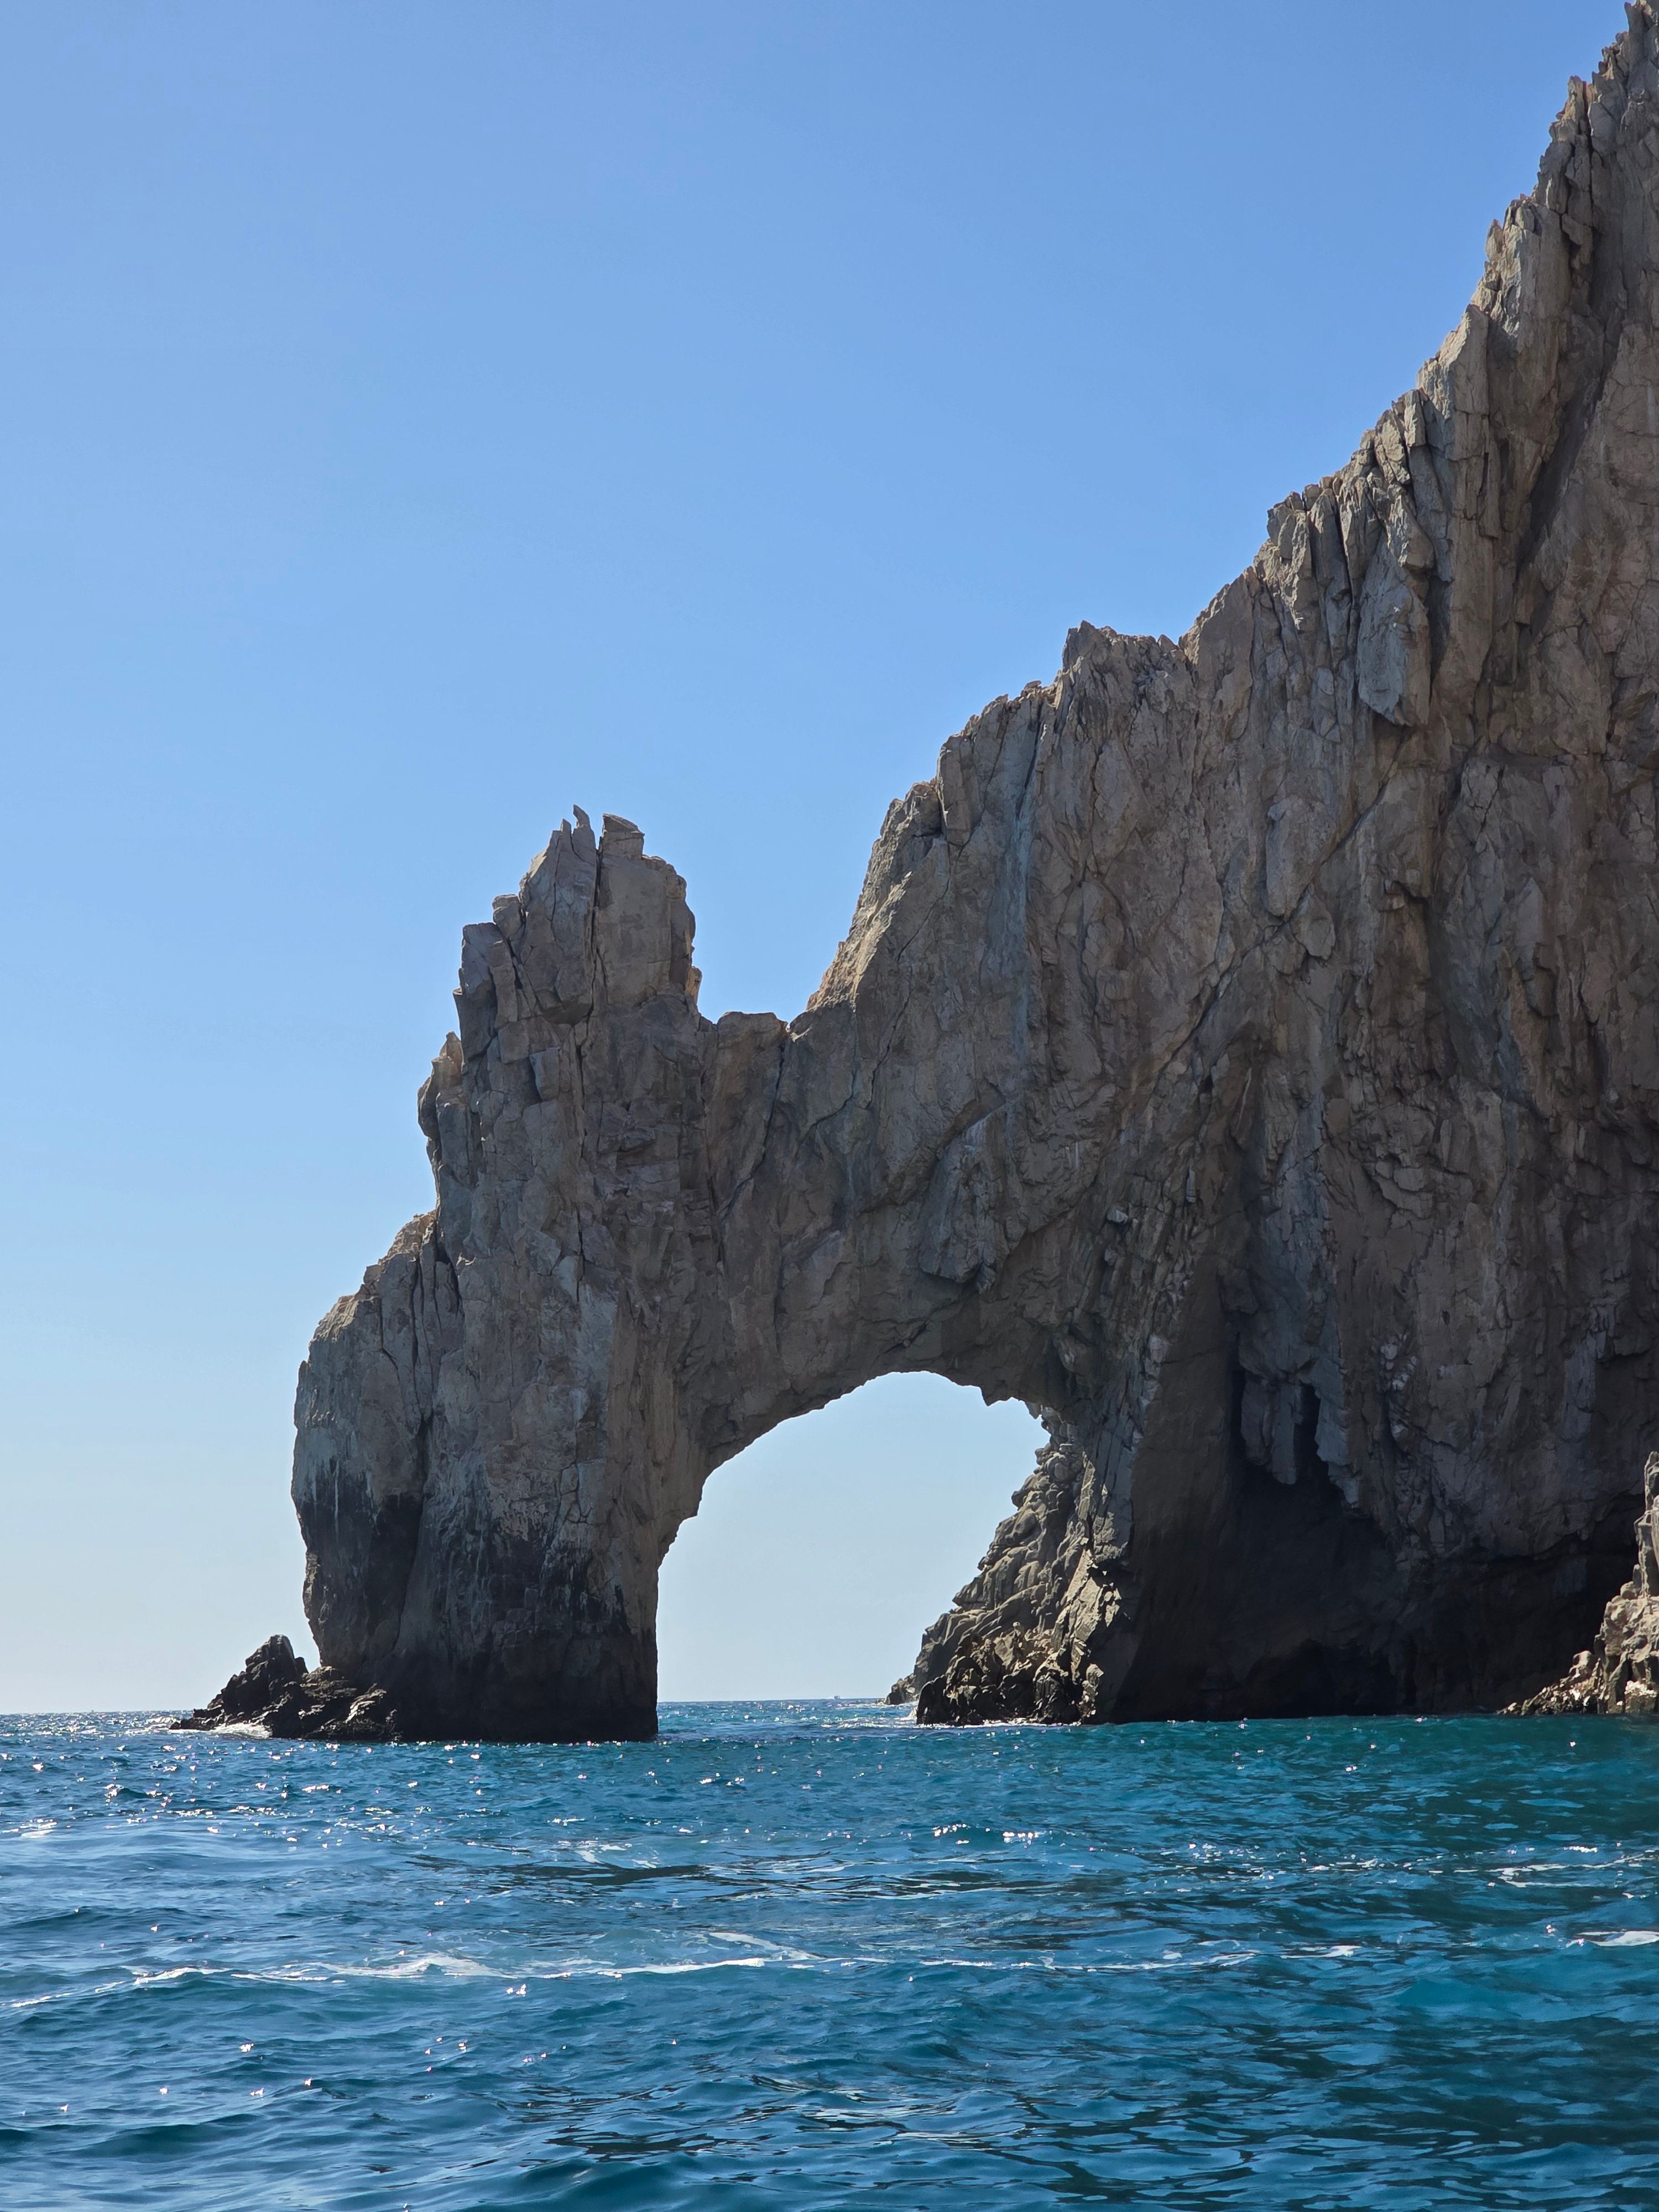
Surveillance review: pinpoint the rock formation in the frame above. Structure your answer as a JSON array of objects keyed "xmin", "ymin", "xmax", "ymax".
[
  {"xmin": 178, "ymin": 1635, "xmax": 397, "ymax": 1740},
  {"xmin": 200, "ymin": 9, "xmax": 1659, "ymax": 1740},
  {"xmin": 1515, "ymin": 1453, "xmax": 1659, "ymax": 1715}
]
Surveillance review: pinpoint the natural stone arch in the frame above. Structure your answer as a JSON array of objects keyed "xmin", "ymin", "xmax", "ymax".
[
  {"xmin": 295, "ymin": 767, "xmax": 1119, "ymax": 1740},
  {"xmin": 249, "ymin": 15, "xmax": 1659, "ymax": 1743}
]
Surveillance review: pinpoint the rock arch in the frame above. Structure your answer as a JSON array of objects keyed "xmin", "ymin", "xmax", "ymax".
[{"xmin": 264, "ymin": 14, "xmax": 1659, "ymax": 1740}]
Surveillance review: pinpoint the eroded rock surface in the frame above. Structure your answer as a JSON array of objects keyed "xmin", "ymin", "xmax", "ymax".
[
  {"xmin": 1516, "ymin": 1453, "xmax": 1659, "ymax": 1716},
  {"xmin": 178, "ymin": 1635, "xmax": 399, "ymax": 1740},
  {"xmin": 205, "ymin": 11, "xmax": 1659, "ymax": 1739}
]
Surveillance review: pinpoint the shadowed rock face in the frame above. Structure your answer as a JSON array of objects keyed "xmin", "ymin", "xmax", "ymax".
[
  {"xmin": 244, "ymin": 11, "xmax": 1659, "ymax": 1740},
  {"xmin": 176, "ymin": 1635, "xmax": 399, "ymax": 1740}
]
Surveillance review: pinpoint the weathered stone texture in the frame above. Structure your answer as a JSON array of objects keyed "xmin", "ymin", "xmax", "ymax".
[
  {"xmin": 203, "ymin": 10, "xmax": 1659, "ymax": 1739},
  {"xmin": 178, "ymin": 1635, "xmax": 398, "ymax": 1741},
  {"xmin": 1517, "ymin": 1453, "xmax": 1659, "ymax": 1715}
]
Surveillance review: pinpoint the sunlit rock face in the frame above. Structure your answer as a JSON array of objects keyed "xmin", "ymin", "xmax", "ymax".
[
  {"xmin": 1519, "ymin": 1454, "xmax": 1659, "ymax": 1718},
  {"xmin": 276, "ymin": 12, "xmax": 1659, "ymax": 1739}
]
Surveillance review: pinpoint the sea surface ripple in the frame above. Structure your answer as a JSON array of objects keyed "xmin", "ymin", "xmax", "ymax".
[{"xmin": 2, "ymin": 1703, "xmax": 1657, "ymax": 2208}]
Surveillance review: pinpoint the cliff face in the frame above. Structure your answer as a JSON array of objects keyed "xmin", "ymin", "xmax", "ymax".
[{"xmin": 258, "ymin": 10, "xmax": 1659, "ymax": 1740}]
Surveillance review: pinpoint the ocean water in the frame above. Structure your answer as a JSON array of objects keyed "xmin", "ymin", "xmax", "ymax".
[{"xmin": 3, "ymin": 1706, "xmax": 1658, "ymax": 2210}]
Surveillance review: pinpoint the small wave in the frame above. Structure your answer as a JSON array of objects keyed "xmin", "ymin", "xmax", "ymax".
[
  {"xmin": 569, "ymin": 1958, "xmax": 769, "ymax": 1978},
  {"xmin": 216, "ymin": 1953, "xmax": 778, "ymax": 1984},
  {"xmin": 301, "ymin": 1953, "xmax": 499, "ymax": 1982}
]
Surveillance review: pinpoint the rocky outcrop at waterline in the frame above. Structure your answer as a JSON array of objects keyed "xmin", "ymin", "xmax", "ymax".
[
  {"xmin": 1513, "ymin": 1454, "xmax": 1659, "ymax": 1717},
  {"xmin": 178, "ymin": 1636, "xmax": 400, "ymax": 1740},
  {"xmin": 198, "ymin": 9, "xmax": 1659, "ymax": 1742}
]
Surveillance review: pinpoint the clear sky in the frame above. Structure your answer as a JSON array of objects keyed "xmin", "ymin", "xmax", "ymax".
[{"xmin": 0, "ymin": 1, "xmax": 1620, "ymax": 1709}]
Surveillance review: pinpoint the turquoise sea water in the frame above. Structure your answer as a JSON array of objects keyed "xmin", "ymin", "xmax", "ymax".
[{"xmin": 3, "ymin": 1704, "xmax": 1658, "ymax": 2210}]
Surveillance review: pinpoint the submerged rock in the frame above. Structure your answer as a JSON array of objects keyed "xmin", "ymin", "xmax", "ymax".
[
  {"xmin": 274, "ymin": 11, "xmax": 1659, "ymax": 1740},
  {"xmin": 1514, "ymin": 1456, "xmax": 1659, "ymax": 1717}
]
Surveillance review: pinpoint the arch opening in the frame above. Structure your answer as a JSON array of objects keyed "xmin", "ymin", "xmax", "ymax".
[{"xmin": 656, "ymin": 1375, "xmax": 1044, "ymax": 1704}]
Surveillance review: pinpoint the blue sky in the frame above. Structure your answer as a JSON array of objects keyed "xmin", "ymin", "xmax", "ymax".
[{"xmin": 0, "ymin": 1, "xmax": 1619, "ymax": 1707}]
